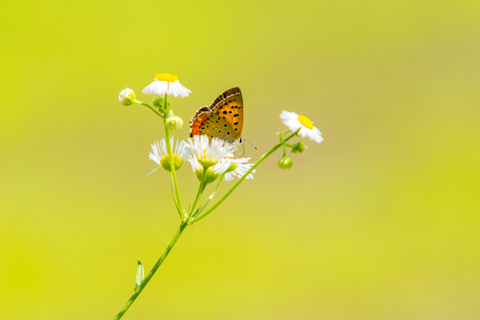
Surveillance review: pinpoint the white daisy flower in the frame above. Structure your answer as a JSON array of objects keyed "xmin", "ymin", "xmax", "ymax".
[
  {"xmin": 188, "ymin": 156, "xmax": 231, "ymax": 175},
  {"xmin": 280, "ymin": 111, "xmax": 323, "ymax": 143},
  {"xmin": 222, "ymin": 158, "xmax": 256, "ymax": 181},
  {"xmin": 148, "ymin": 137, "xmax": 190, "ymax": 172},
  {"xmin": 143, "ymin": 73, "xmax": 191, "ymax": 98},
  {"xmin": 188, "ymin": 156, "xmax": 232, "ymax": 184},
  {"xmin": 185, "ymin": 135, "xmax": 235, "ymax": 169}
]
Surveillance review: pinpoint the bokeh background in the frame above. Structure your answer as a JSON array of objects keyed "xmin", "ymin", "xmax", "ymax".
[{"xmin": 1, "ymin": 0, "xmax": 480, "ymax": 319}]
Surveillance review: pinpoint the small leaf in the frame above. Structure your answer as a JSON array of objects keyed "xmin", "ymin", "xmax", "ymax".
[{"xmin": 135, "ymin": 259, "xmax": 144, "ymax": 290}]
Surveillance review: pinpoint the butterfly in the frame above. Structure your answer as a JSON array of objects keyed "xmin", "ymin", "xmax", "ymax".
[{"xmin": 189, "ymin": 87, "xmax": 244, "ymax": 145}]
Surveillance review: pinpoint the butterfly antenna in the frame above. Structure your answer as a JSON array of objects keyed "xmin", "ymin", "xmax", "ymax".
[{"xmin": 244, "ymin": 139, "xmax": 258, "ymax": 150}]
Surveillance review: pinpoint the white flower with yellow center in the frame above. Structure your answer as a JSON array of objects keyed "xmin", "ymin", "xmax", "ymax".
[
  {"xmin": 143, "ymin": 73, "xmax": 191, "ymax": 98},
  {"xmin": 185, "ymin": 135, "xmax": 236, "ymax": 184},
  {"xmin": 149, "ymin": 137, "xmax": 190, "ymax": 172},
  {"xmin": 222, "ymin": 158, "xmax": 256, "ymax": 181},
  {"xmin": 185, "ymin": 135, "xmax": 235, "ymax": 169},
  {"xmin": 188, "ymin": 156, "xmax": 232, "ymax": 184},
  {"xmin": 280, "ymin": 111, "xmax": 323, "ymax": 143}
]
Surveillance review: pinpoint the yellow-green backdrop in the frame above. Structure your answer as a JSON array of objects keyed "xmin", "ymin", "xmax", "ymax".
[{"xmin": 1, "ymin": 1, "xmax": 479, "ymax": 319}]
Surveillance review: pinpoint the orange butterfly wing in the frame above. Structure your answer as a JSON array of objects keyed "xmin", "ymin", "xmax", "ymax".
[{"xmin": 190, "ymin": 87, "xmax": 243, "ymax": 143}]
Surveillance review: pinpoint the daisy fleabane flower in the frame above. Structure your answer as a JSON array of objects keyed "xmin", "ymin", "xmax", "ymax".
[
  {"xmin": 222, "ymin": 158, "xmax": 256, "ymax": 181},
  {"xmin": 149, "ymin": 137, "xmax": 190, "ymax": 172},
  {"xmin": 185, "ymin": 135, "xmax": 235, "ymax": 169},
  {"xmin": 188, "ymin": 156, "xmax": 232, "ymax": 184},
  {"xmin": 143, "ymin": 73, "xmax": 191, "ymax": 98},
  {"xmin": 280, "ymin": 111, "xmax": 323, "ymax": 143}
]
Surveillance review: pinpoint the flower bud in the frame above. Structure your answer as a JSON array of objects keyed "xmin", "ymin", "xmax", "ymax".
[
  {"xmin": 118, "ymin": 88, "xmax": 137, "ymax": 106},
  {"xmin": 291, "ymin": 142, "xmax": 307, "ymax": 153},
  {"xmin": 165, "ymin": 110, "xmax": 184, "ymax": 131},
  {"xmin": 153, "ymin": 96, "xmax": 171, "ymax": 110},
  {"xmin": 277, "ymin": 156, "xmax": 293, "ymax": 170},
  {"xmin": 159, "ymin": 154, "xmax": 185, "ymax": 171}
]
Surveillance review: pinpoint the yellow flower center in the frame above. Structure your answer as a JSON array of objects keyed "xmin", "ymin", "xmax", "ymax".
[
  {"xmin": 199, "ymin": 159, "xmax": 216, "ymax": 169},
  {"xmin": 155, "ymin": 73, "xmax": 179, "ymax": 82},
  {"xmin": 160, "ymin": 154, "xmax": 184, "ymax": 171},
  {"xmin": 298, "ymin": 114, "xmax": 314, "ymax": 129}
]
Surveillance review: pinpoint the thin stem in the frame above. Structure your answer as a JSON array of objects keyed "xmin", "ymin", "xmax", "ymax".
[
  {"xmin": 113, "ymin": 220, "xmax": 188, "ymax": 320},
  {"xmin": 139, "ymin": 102, "xmax": 164, "ymax": 118},
  {"xmin": 163, "ymin": 95, "xmax": 185, "ymax": 219},
  {"xmin": 189, "ymin": 173, "xmax": 207, "ymax": 218},
  {"xmin": 190, "ymin": 132, "xmax": 298, "ymax": 224},
  {"xmin": 192, "ymin": 173, "xmax": 225, "ymax": 219}
]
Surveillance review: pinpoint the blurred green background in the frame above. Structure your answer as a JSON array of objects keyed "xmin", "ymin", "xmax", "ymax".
[{"xmin": 1, "ymin": 0, "xmax": 479, "ymax": 319}]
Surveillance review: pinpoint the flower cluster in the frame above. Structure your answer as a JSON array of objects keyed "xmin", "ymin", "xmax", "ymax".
[
  {"xmin": 114, "ymin": 71, "xmax": 326, "ymax": 320},
  {"xmin": 148, "ymin": 134, "xmax": 256, "ymax": 184}
]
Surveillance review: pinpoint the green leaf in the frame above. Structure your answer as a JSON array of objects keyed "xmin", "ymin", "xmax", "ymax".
[{"xmin": 134, "ymin": 259, "xmax": 144, "ymax": 290}]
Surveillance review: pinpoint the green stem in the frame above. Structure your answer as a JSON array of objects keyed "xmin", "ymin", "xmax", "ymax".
[
  {"xmin": 139, "ymin": 102, "xmax": 164, "ymax": 118},
  {"xmin": 190, "ymin": 132, "xmax": 298, "ymax": 224},
  {"xmin": 113, "ymin": 220, "xmax": 188, "ymax": 320},
  {"xmin": 192, "ymin": 173, "xmax": 225, "ymax": 219},
  {"xmin": 189, "ymin": 173, "xmax": 207, "ymax": 218},
  {"xmin": 163, "ymin": 95, "xmax": 185, "ymax": 219}
]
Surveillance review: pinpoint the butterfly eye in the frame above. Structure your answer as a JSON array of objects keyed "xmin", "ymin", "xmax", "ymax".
[{"xmin": 238, "ymin": 137, "xmax": 244, "ymax": 144}]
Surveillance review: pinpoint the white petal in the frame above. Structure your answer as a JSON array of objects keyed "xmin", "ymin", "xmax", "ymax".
[
  {"xmin": 280, "ymin": 111, "xmax": 303, "ymax": 132},
  {"xmin": 168, "ymin": 81, "xmax": 191, "ymax": 98},
  {"xmin": 143, "ymin": 80, "xmax": 169, "ymax": 96}
]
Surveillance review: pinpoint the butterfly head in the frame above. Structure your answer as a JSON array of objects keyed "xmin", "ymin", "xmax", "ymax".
[{"xmin": 235, "ymin": 137, "xmax": 244, "ymax": 146}]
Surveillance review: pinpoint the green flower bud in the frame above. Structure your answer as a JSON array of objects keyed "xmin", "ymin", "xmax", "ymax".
[
  {"xmin": 153, "ymin": 96, "xmax": 171, "ymax": 110},
  {"xmin": 277, "ymin": 156, "xmax": 293, "ymax": 170},
  {"xmin": 159, "ymin": 154, "xmax": 185, "ymax": 171},
  {"xmin": 291, "ymin": 142, "xmax": 307, "ymax": 153},
  {"xmin": 118, "ymin": 88, "xmax": 138, "ymax": 106},
  {"xmin": 165, "ymin": 110, "xmax": 184, "ymax": 131}
]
